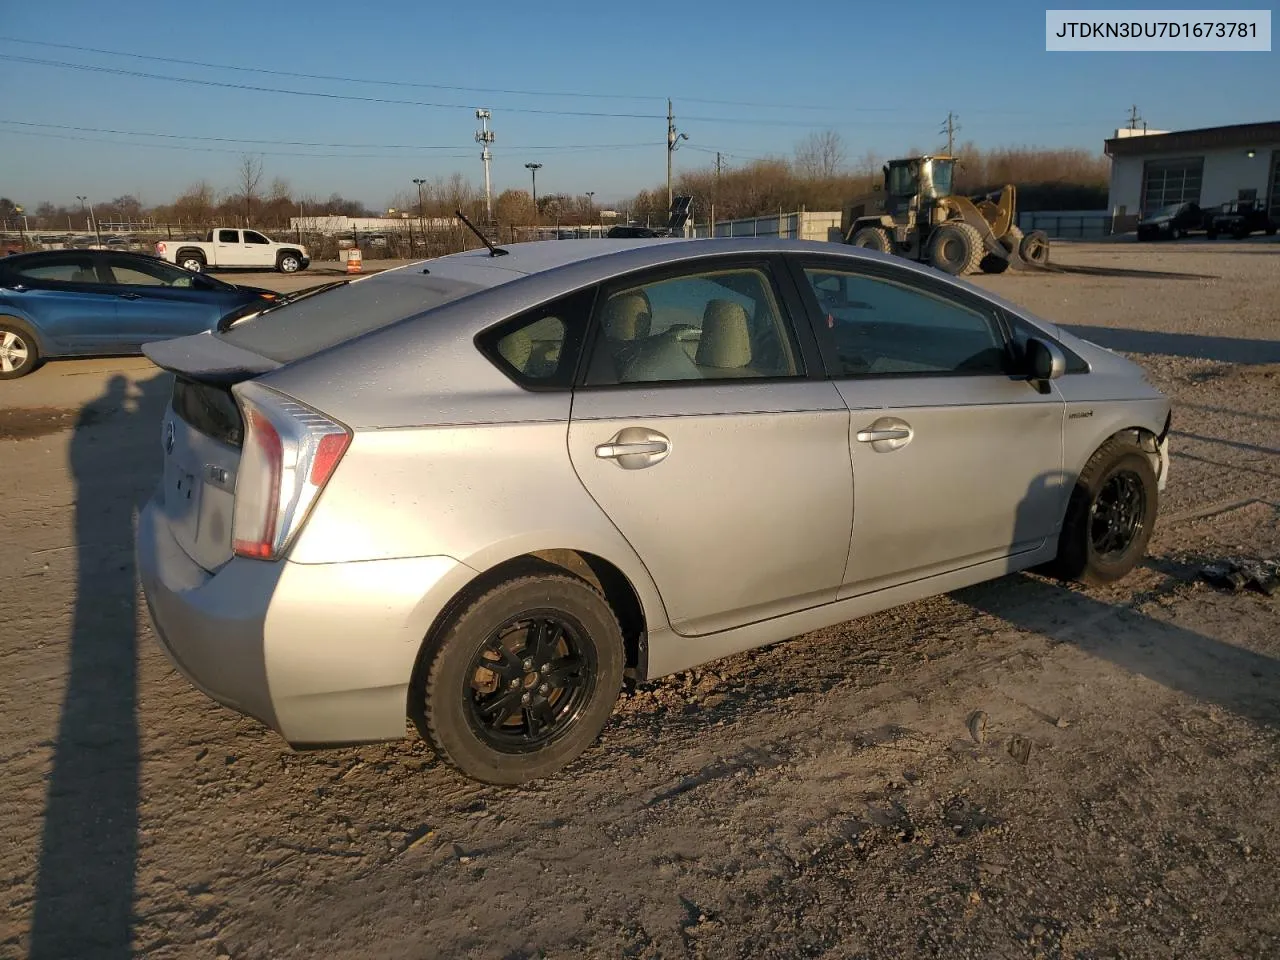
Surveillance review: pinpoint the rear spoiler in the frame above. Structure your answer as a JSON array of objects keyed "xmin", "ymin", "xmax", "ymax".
[{"xmin": 142, "ymin": 333, "xmax": 280, "ymax": 387}]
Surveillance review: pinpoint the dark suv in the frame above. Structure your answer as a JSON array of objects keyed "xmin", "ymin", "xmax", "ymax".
[
  {"xmin": 1136, "ymin": 201, "xmax": 1205, "ymax": 241},
  {"xmin": 1206, "ymin": 200, "xmax": 1277, "ymax": 240}
]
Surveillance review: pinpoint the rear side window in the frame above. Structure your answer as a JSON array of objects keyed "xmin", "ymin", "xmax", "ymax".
[
  {"xmin": 477, "ymin": 287, "xmax": 596, "ymax": 389},
  {"xmin": 218, "ymin": 230, "xmax": 239, "ymax": 243},
  {"xmin": 9, "ymin": 253, "xmax": 99, "ymax": 284}
]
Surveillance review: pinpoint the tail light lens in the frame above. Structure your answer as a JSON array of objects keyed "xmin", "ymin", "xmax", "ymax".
[
  {"xmin": 156, "ymin": 242, "xmax": 167, "ymax": 255},
  {"xmin": 230, "ymin": 381, "xmax": 351, "ymax": 561}
]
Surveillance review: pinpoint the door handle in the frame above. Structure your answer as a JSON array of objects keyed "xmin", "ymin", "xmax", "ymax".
[
  {"xmin": 856, "ymin": 428, "xmax": 910, "ymax": 442},
  {"xmin": 595, "ymin": 440, "xmax": 668, "ymax": 459}
]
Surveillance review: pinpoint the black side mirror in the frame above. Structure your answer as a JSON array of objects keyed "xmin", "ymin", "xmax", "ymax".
[{"xmin": 1025, "ymin": 337, "xmax": 1066, "ymax": 381}]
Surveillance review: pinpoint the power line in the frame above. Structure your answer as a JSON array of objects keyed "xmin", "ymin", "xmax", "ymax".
[
  {"xmin": 0, "ymin": 126, "xmax": 653, "ymax": 160},
  {"xmin": 0, "ymin": 118, "xmax": 653, "ymax": 151},
  {"xmin": 1, "ymin": 51, "xmax": 1107, "ymax": 129},
  {"xmin": 0, "ymin": 36, "xmax": 861, "ymax": 111},
  {"xmin": 3, "ymin": 55, "xmax": 664, "ymax": 119}
]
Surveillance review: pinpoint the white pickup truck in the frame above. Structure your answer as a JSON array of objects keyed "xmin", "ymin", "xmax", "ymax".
[{"xmin": 155, "ymin": 229, "xmax": 310, "ymax": 274}]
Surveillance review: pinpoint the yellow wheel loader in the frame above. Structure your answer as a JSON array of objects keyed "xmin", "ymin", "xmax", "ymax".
[{"xmin": 840, "ymin": 156, "xmax": 1049, "ymax": 276}]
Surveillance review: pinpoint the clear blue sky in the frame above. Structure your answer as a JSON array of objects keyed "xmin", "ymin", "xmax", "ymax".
[{"xmin": 0, "ymin": 0, "xmax": 1274, "ymax": 209}]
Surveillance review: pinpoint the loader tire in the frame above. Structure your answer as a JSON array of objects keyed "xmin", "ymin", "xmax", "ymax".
[
  {"xmin": 1019, "ymin": 229, "xmax": 1050, "ymax": 266},
  {"xmin": 850, "ymin": 226, "xmax": 892, "ymax": 253},
  {"xmin": 928, "ymin": 222, "xmax": 984, "ymax": 276},
  {"xmin": 1001, "ymin": 225, "xmax": 1024, "ymax": 254}
]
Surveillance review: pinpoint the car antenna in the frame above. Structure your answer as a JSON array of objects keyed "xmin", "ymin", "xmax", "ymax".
[{"xmin": 455, "ymin": 209, "xmax": 508, "ymax": 257}]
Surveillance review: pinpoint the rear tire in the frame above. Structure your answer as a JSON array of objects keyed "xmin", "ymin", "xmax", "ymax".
[
  {"xmin": 1019, "ymin": 229, "xmax": 1050, "ymax": 266},
  {"xmin": 0, "ymin": 321, "xmax": 39, "ymax": 379},
  {"xmin": 928, "ymin": 222, "xmax": 983, "ymax": 275},
  {"xmin": 416, "ymin": 572, "xmax": 625, "ymax": 784},
  {"xmin": 850, "ymin": 226, "xmax": 892, "ymax": 253},
  {"xmin": 1046, "ymin": 438, "xmax": 1158, "ymax": 585},
  {"xmin": 178, "ymin": 253, "xmax": 205, "ymax": 273}
]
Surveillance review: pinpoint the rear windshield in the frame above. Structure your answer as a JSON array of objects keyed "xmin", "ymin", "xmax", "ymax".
[{"xmin": 218, "ymin": 270, "xmax": 486, "ymax": 363}]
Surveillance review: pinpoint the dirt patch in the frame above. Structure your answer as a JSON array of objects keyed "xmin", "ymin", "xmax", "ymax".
[{"xmin": 0, "ymin": 405, "xmax": 103, "ymax": 441}]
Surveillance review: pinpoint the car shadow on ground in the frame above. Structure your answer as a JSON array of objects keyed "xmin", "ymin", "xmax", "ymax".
[
  {"xmin": 1060, "ymin": 325, "xmax": 1280, "ymax": 365},
  {"xmin": 28, "ymin": 371, "xmax": 169, "ymax": 960},
  {"xmin": 958, "ymin": 571, "xmax": 1280, "ymax": 732},
  {"xmin": 955, "ymin": 470, "xmax": 1280, "ymax": 733}
]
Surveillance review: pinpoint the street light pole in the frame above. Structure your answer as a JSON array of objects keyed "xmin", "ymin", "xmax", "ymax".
[
  {"xmin": 585, "ymin": 191, "xmax": 595, "ymax": 236},
  {"xmin": 525, "ymin": 162, "xmax": 542, "ymax": 234},
  {"xmin": 76, "ymin": 195, "xmax": 88, "ymax": 233}
]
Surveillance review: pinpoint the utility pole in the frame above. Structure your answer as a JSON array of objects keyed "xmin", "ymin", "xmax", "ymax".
[
  {"xmin": 940, "ymin": 112, "xmax": 960, "ymax": 155},
  {"xmin": 667, "ymin": 98, "xmax": 688, "ymax": 210},
  {"xmin": 712, "ymin": 151, "xmax": 722, "ymax": 237},
  {"xmin": 525, "ymin": 162, "xmax": 542, "ymax": 232},
  {"xmin": 475, "ymin": 109, "xmax": 495, "ymax": 222}
]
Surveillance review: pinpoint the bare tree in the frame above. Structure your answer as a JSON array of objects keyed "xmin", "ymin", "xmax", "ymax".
[
  {"xmin": 237, "ymin": 154, "xmax": 265, "ymax": 226},
  {"xmin": 794, "ymin": 130, "xmax": 846, "ymax": 179}
]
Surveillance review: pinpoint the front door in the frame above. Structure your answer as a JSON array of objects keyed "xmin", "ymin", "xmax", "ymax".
[
  {"xmin": 242, "ymin": 230, "xmax": 277, "ymax": 267},
  {"xmin": 792, "ymin": 258, "xmax": 1065, "ymax": 596},
  {"xmin": 567, "ymin": 258, "xmax": 852, "ymax": 637},
  {"xmin": 100, "ymin": 254, "xmax": 220, "ymax": 347}
]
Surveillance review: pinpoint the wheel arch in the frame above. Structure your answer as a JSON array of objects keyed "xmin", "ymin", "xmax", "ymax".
[
  {"xmin": 0, "ymin": 311, "xmax": 50, "ymax": 356},
  {"xmin": 174, "ymin": 246, "xmax": 207, "ymax": 262},
  {"xmin": 276, "ymin": 248, "xmax": 304, "ymax": 263},
  {"xmin": 406, "ymin": 544, "xmax": 664, "ymax": 726}
]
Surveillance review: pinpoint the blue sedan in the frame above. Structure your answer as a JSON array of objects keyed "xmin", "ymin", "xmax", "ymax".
[{"xmin": 0, "ymin": 249, "xmax": 279, "ymax": 379}]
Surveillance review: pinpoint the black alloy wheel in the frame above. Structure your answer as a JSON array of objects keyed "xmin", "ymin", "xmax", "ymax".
[{"xmin": 463, "ymin": 613, "xmax": 595, "ymax": 754}]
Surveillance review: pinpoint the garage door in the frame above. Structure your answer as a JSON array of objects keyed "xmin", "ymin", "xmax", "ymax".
[{"xmin": 1142, "ymin": 158, "xmax": 1203, "ymax": 212}]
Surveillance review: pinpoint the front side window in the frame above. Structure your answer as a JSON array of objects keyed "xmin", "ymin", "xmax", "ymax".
[
  {"xmin": 244, "ymin": 231, "xmax": 270, "ymax": 244},
  {"xmin": 10, "ymin": 253, "xmax": 99, "ymax": 284},
  {"xmin": 105, "ymin": 256, "xmax": 199, "ymax": 287},
  {"xmin": 584, "ymin": 265, "xmax": 801, "ymax": 385},
  {"xmin": 803, "ymin": 267, "xmax": 1006, "ymax": 376}
]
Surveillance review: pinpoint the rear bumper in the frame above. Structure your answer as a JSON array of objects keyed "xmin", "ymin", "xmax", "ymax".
[{"xmin": 137, "ymin": 490, "xmax": 474, "ymax": 746}]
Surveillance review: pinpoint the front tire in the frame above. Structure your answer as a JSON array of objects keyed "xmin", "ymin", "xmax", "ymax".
[
  {"xmin": 277, "ymin": 253, "xmax": 302, "ymax": 273},
  {"xmin": 0, "ymin": 322, "xmax": 39, "ymax": 379},
  {"xmin": 417, "ymin": 572, "xmax": 625, "ymax": 784},
  {"xmin": 928, "ymin": 222, "xmax": 983, "ymax": 275},
  {"xmin": 1048, "ymin": 438, "xmax": 1158, "ymax": 585}
]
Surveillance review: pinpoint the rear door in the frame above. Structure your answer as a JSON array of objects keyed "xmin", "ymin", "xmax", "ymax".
[
  {"xmin": 0, "ymin": 251, "xmax": 120, "ymax": 353},
  {"xmin": 789, "ymin": 255, "xmax": 1065, "ymax": 596},
  {"xmin": 566, "ymin": 256, "xmax": 853, "ymax": 637},
  {"xmin": 214, "ymin": 229, "xmax": 246, "ymax": 267},
  {"xmin": 100, "ymin": 254, "xmax": 223, "ymax": 346}
]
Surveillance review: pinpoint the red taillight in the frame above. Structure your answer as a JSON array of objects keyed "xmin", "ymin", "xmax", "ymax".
[
  {"xmin": 310, "ymin": 432, "xmax": 350, "ymax": 486},
  {"xmin": 156, "ymin": 242, "xmax": 167, "ymax": 254},
  {"xmin": 230, "ymin": 383, "xmax": 351, "ymax": 561},
  {"xmin": 231, "ymin": 405, "xmax": 283, "ymax": 559}
]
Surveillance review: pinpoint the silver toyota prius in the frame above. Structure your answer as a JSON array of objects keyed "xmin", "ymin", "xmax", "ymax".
[{"xmin": 136, "ymin": 237, "xmax": 1171, "ymax": 784}]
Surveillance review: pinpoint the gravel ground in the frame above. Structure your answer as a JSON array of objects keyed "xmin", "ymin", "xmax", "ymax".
[{"xmin": 1, "ymin": 240, "xmax": 1278, "ymax": 960}]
